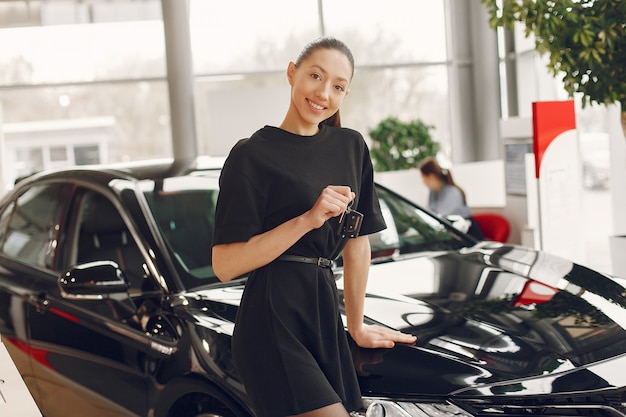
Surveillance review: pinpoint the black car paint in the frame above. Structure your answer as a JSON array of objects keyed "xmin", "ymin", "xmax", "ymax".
[{"xmin": 1, "ymin": 162, "xmax": 626, "ymax": 417}]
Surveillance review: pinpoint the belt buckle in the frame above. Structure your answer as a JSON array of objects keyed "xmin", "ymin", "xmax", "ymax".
[{"xmin": 317, "ymin": 257, "xmax": 332, "ymax": 268}]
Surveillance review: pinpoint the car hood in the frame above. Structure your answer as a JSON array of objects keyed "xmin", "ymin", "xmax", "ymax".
[
  {"xmin": 350, "ymin": 242, "xmax": 626, "ymax": 397},
  {"xmin": 188, "ymin": 242, "xmax": 626, "ymax": 397}
]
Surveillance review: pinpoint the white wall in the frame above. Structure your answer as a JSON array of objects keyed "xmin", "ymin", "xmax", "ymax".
[
  {"xmin": 376, "ymin": 161, "xmax": 506, "ymax": 208},
  {"xmin": 197, "ymin": 84, "xmax": 289, "ymax": 157},
  {"xmin": 608, "ymin": 104, "xmax": 626, "ymax": 235}
]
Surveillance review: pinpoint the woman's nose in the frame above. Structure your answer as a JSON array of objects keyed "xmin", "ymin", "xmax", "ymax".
[{"xmin": 316, "ymin": 83, "xmax": 330, "ymax": 99}]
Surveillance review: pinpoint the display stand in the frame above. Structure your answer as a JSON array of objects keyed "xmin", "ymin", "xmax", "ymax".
[{"xmin": 528, "ymin": 100, "xmax": 585, "ymax": 264}]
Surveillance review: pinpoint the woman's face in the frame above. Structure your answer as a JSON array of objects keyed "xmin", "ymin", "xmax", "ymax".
[
  {"xmin": 286, "ymin": 48, "xmax": 352, "ymax": 132},
  {"xmin": 421, "ymin": 172, "xmax": 439, "ymax": 191}
]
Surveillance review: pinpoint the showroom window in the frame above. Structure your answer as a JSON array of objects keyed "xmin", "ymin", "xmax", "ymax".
[
  {"xmin": 0, "ymin": 0, "xmax": 453, "ymax": 187},
  {"xmin": 322, "ymin": 0, "xmax": 447, "ymax": 65},
  {"xmin": 188, "ymin": 0, "xmax": 451, "ymax": 156}
]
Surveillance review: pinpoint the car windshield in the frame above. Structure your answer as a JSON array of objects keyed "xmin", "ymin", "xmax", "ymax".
[
  {"xmin": 139, "ymin": 174, "xmax": 220, "ymax": 284},
  {"xmin": 139, "ymin": 172, "xmax": 470, "ymax": 290},
  {"xmin": 373, "ymin": 186, "xmax": 470, "ymax": 258}
]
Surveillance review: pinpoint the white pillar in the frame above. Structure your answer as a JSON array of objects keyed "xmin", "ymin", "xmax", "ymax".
[
  {"xmin": 161, "ymin": 0, "xmax": 198, "ymax": 174},
  {"xmin": 445, "ymin": 0, "xmax": 501, "ymax": 163}
]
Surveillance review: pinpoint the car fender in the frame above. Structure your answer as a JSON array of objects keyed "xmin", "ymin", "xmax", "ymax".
[{"xmin": 151, "ymin": 374, "xmax": 253, "ymax": 417}]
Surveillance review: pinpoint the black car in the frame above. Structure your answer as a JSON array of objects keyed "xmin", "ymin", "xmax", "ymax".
[{"xmin": 1, "ymin": 158, "xmax": 626, "ymax": 417}]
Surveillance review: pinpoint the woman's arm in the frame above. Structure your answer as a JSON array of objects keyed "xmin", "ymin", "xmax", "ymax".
[
  {"xmin": 212, "ymin": 185, "xmax": 354, "ymax": 282},
  {"xmin": 342, "ymin": 236, "xmax": 371, "ymax": 338},
  {"xmin": 213, "ymin": 214, "xmax": 313, "ymax": 282},
  {"xmin": 343, "ymin": 236, "xmax": 417, "ymax": 348}
]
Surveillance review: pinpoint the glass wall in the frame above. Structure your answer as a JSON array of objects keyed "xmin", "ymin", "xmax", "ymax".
[{"xmin": 0, "ymin": 0, "xmax": 450, "ymax": 189}]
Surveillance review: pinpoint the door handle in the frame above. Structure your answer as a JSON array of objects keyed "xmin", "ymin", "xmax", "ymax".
[{"xmin": 29, "ymin": 292, "xmax": 50, "ymax": 313}]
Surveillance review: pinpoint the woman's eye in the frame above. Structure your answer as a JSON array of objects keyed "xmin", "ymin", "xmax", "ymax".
[
  {"xmin": 311, "ymin": 73, "xmax": 321, "ymax": 80},
  {"xmin": 335, "ymin": 85, "xmax": 346, "ymax": 92}
]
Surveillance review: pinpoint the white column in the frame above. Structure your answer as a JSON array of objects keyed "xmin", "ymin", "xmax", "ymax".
[
  {"xmin": 445, "ymin": 0, "xmax": 501, "ymax": 163},
  {"xmin": 161, "ymin": 0, "xmax": 198, "ymax": 174}
]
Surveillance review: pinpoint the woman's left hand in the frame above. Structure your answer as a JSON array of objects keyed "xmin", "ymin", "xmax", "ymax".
[{"xmin": 350, "ymin": 324, "xmax": 417, "ymax": 349}]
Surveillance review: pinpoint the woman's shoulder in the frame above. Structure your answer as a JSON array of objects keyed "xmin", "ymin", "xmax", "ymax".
[
  {"xmin": 327, "ymin": 125, "xmax": 363, "ymax": 139},
  {"xmin": 442, "ymin": 183, "xmax": 463, "ymax": 197},
  {"xmin": 226, "ymin": 127, "xmax": 271, "ymax": 155},
  {"xmin": 222, "ymin": 132, "xmax": 264, "ymax": 171},
  {"xmin": 324, "ymin": 125, "xmax": 366, "ymax": 149}
]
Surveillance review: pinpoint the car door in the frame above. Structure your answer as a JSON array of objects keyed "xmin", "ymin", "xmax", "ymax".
[
  {"xmin": 0, "ymin": 182, "xmax": 79, "ymax": 412},
  {"xmin": 14, "ymin": 184, "xmax": 160, "ymax": 417}
]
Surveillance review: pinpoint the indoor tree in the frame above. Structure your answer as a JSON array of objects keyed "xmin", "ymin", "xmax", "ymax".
[
  {"xmin": 479, "ymin": 0, "xmax": 626, "ymax": 136},
  {"xmin": 368, "ymin": 117, "xmax": 440, "ymax": 172}
]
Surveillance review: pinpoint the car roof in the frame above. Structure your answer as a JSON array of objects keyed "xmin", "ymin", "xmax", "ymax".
[{"xmin": 14, "ymin": 156, "xmax": 227, "ymax": 186}]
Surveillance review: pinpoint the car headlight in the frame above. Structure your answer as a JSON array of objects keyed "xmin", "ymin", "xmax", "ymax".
[{"xmin": 363, "ymin": 399, "xmax": 473, "ymax": 417}]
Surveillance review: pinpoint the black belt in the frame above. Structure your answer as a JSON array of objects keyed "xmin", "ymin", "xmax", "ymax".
[{"xmin": 277, "ymin": 255, "xmax": 334, "ymax": 268}]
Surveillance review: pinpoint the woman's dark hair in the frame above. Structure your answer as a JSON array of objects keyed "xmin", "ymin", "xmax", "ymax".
[
  {"xmin": 418, "ymin": 156, "xmax": 467, "ymax": 203},
  {"xmin": 295, "ymin": 36, "xmax": 354, "ymax": 128}
]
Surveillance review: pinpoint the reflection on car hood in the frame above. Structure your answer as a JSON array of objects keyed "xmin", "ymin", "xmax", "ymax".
[
  {"xmin": 351, "ymin": 242, "xmax": 626, "ymax": 396},
  {"xmin": 191, "ymin": 242, "xmax": 626, "ymax": 397}
]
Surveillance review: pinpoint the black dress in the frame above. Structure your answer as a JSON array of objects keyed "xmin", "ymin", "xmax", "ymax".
[{"xmin": 213, "ymin": 125, "xmax": 386, "ymax": 417}]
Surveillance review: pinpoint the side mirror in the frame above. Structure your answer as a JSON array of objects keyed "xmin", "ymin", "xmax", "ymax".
[
  {"xmin": 59, "ymin": 260, "xmax": 136, "ymax": 318},
  {"xmin": 59, "ymin": 260, "xmax": 130, "ymax": 299}
]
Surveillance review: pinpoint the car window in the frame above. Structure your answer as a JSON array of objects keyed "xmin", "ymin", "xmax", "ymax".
[
  {"xmin": 74, "ymin": 191, "xmax": 154, "ymax": 292},
  {"xmin": 0, "ymin": 183, "xmax": 71, "ymax": 270},
  {"xmin": 373, "ymin": 186, "xmax": 468, "ymax": 254}
]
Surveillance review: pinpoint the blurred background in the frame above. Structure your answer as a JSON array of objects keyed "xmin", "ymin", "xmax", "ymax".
[
  {"xmin": 0, "ymin": 0, "xmax": 616, "ymax": 274},
  {"xmin": 0, "ymin": 0, "xmax": 454, "ymax": 180}
]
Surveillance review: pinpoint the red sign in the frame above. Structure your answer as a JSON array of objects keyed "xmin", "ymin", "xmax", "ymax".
[{"xmin": 532, "ymin": 101, "xmax": 576, "ymax": 178}]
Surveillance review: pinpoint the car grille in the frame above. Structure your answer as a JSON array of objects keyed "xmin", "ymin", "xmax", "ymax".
[{"xmin": 454, "ymin": 390, "xmax": 626, "ymax": 416}]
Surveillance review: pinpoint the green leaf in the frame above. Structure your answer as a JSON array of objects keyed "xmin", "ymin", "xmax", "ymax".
[
  {"xmin": 479, "ymin": 0, "xmax": 626, "ymax": 109},
  {"xmin": 368, "ymin": 117, "xmax": 439, "ymax": 172}
]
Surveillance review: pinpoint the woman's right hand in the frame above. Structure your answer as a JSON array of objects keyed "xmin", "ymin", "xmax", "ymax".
[{"xmin": 304, "ymin": 185, "xmax": 355, "ymax": 229}]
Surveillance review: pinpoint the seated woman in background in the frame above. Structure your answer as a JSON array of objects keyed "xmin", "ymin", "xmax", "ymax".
[{"xmin": 418, "ymin": 156, "xmax": 484, "ymax": 240}]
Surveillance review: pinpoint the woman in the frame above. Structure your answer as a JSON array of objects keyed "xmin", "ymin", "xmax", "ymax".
[
  {"xmin": 418, "ymin": 156, "xmax": 484, "ymax": 240},
  {"xmin": 212, "ymin": 37, "xmax": 416, "ymax": 417}
]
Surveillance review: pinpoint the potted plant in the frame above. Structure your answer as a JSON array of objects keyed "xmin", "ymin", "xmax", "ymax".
[{"xmin": 368, "ymin": 116, "xmax": 440, "ymax": 172}]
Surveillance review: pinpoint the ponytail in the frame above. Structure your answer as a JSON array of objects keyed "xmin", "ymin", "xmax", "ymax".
[{"xmin": 442, "ymin": 169, "xmax": 466, "ymax": 204}]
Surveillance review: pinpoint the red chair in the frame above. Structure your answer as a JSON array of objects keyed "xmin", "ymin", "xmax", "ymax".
[{"xmin": 472, "ymin": 212, "xmax": 510, "ymax": 243}]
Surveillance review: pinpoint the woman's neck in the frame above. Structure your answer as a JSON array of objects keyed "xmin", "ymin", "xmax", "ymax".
[{"xmin": 280, "ymin": 107, "xmax": 320, "ymax": 136}]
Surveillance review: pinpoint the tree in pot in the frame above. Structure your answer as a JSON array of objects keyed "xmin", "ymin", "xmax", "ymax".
[
  {"xmin": 479, "ymin": 0, "xmax": 626, "ymax": 136},
  {"xmin": 368, "ymin": 117, "xmax": 440, "ymax": 172}
]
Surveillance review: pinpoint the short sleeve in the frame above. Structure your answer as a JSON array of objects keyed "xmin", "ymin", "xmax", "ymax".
[
  {"xmin": 354, "ymin": 142, "xmax": 386, "ymax": 236},
  {"xmin": 212, "ymin": 141, "xmax": 266, "ymax": 245}
]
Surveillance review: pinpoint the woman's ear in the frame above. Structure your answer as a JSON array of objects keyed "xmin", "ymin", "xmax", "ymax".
[{"xmin": 287, "ymin": 61, "xmax": 296, "ymax": 86}]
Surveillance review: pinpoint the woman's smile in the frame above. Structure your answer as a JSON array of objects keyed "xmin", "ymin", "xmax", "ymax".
[{"xmin": 307, "ymin": 98, "xmax": 326, "ymax": 111}]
